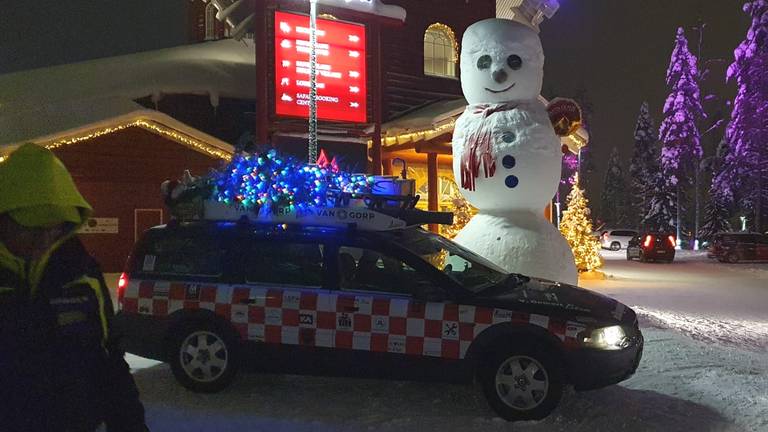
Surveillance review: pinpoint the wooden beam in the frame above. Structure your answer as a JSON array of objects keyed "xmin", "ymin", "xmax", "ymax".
[
  {"xmin": 415, "ymin": 135, "xmax": 452, "ymax": 155},
  {"xmin": 381, "ymin": 150, "xmax": 453, "ymax": 166},
  {"xmin": 428, "ymin": 152, "xmax": 439, "ymax": 233}
]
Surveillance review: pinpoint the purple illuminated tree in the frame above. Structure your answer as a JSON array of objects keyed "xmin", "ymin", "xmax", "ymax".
[
  {"xmin": 659, "ymin": 27, "xmax": 703, "ymax": 243},
  {"xmin": 629, "ymin": 102, "xmax": 660, "ymax": 226},
  {"xmin": 715, "ymin": 0, "xmax": 768, "ymax": 232}
]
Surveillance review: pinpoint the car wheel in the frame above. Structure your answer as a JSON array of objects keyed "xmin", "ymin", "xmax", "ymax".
[
  {"xmin": 610, "ymin": 242, "xmax": 621, "ymax": 251},
  {"xmin": 168, "ymin": 320, "xmax": 241, "ymax": 393},
  {"xmin": 479, "ymin": 344, "xmax": 564, "ymax": 421},
  {"xmin": 727, "ymin": 252, "xmax": 740, "ymax": 264},
  {"xmin": 639, "ymin": 251, "xmax": 646, "ymax": 263}
]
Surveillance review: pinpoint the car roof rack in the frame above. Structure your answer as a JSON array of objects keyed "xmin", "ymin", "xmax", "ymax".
[{"xmin": 203, "ymin": 190, "xmax": 454, "ymax": 232}]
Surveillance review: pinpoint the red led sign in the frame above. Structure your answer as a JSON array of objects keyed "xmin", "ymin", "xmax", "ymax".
[{"xmin": 274, "ymin": 11, "xmax": 367, "ymax": 123}]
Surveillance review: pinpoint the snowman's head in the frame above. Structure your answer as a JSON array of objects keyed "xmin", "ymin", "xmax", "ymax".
[{"xmin": 460, "ymin": 19, "xmax": 544, "ymax": 104}]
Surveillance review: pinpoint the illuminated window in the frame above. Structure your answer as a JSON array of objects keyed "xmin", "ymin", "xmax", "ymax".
[
  {"xmin": 424, "ymin": 23, "xmax": 458, "ymax": 78},
  {"xmin": 205, "ymin": 2, "xmax": 217, "ymax": 41}
]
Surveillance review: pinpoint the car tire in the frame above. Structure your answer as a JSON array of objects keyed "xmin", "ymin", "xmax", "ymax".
[
  {"xmin": 610, "ymin": 242, "xmax": 621, "ymax": 251},
  {"xmin": 639, "ymin": 251, "xmax": 646, "ymax": 263},
  {"xmin": 478, "ymin": 343, "xmax": 564, "ymax": 421},
  {"xmin": 168, "ymin": 320, "xmax": 241, "ymax": 393},
  {"xmin": 727, "ymin": 252, "xmax": 740, "ymax": 264}
]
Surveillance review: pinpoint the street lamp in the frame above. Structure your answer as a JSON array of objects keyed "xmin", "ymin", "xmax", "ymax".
[{"xmin": 308, "ymin": 0, "xmax": 319, "ymax": 163}]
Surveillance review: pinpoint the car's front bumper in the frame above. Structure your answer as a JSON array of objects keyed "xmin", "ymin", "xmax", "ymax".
[{"xmin": 565, "ymin": 331, "xmax": 644, "ymax": 391}]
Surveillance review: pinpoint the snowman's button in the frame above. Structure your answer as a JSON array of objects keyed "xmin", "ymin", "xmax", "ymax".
[
  {"xmin": 505, "ymin": 175, "xmax": 519, "ymax": 189},
  {"xmin": 502, "ymin": 155, "xmax": 516, "ymax": 169},
  {"xmin": 501, "ymin": 132, "xmax": 516, "ymax": 143}
]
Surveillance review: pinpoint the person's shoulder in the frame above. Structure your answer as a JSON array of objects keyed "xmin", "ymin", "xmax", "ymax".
[{"xmin": 51, "ymin": 236, "xmax": 100, "ymax": 273}]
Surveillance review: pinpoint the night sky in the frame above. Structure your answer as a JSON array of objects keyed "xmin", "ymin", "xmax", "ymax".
[
  {"xmin": 538, "ymin": 0, "xmax": 750, "ymax": 206},
  {"xmin": 0, "ymin": 0, "xmax": 753, "ymax": 207}
]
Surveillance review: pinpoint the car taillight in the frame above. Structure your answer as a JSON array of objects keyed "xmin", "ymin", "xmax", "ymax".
[
  {"xmin": 644, "ymin": 235, "xmax": 653, "ymax": 248},
  {"xmin": 117, "ymin": 272, "xmax": 128, "ymax": 304},
  {"xmin": 668, "ymin": 235, "xmax": 676, "ymax": 248}
]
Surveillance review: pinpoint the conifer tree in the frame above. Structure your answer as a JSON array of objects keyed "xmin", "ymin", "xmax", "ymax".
[
  {"xmin": 560, "ymin": 174, "xmax": 602, "ymax": 272},
  {"xmin": 601, "ymin": 147, "xmax": 629, "ymax": 226}
]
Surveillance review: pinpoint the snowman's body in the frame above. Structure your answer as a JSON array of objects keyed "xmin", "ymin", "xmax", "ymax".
[{"xmin": 452, "ymin": 19, "xmax": 577, "ymax": 284}]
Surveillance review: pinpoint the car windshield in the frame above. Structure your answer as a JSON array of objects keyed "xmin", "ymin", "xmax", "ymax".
[{"xmin": 392, "ymin": 229, "xmax": 509, "ymax": 293}]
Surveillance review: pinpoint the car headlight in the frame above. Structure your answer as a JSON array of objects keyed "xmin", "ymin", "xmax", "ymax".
[{"xmin": 582, "ymin": 325, "xmax": 629, "ymax": 350}]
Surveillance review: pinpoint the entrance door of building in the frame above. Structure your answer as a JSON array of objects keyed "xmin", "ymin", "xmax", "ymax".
[{"xmin": 135, "ymin": 209, "xmax": 164, "ymax": 242}]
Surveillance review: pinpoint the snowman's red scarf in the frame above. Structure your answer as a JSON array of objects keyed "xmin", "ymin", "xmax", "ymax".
[{"xmin": 460, "ymin": 103, "xmax": 518, "ymax": 191}]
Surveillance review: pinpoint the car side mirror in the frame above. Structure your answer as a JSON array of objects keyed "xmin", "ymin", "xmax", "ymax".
[{"xmin": 414, "ymin": 281, "xmax": 445, "ymax": 302}]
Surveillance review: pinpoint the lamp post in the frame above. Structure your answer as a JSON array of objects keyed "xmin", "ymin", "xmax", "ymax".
[{"xmin": 308, "ymin": 0, "xmax": 319, "ymax": 163}]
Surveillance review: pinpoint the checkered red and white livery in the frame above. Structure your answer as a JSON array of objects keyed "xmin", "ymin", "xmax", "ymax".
[{"xmin": 120, "ymin": 280, "xmax": 585, "ymax": 360}]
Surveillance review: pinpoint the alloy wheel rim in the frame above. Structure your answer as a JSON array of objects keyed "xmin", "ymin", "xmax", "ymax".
[
  {"xmin": 180, "ymin": 331, "xmax": 229, "ymax": 383},
  {"xmin": 495, "ymin": 355, "xmax": 549, "ymax": 411}
]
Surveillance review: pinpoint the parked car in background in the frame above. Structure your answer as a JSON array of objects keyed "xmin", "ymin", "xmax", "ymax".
[
  {"xmin": 600, "ymin": 229, "xmax": 639, "ymax": 251},
  {"xmin": 626, "ymin": 232, "xmax": 676, "ymax": 263},
  {"xmin": 708, "ymin": 232, "xmax": 768, "ymax": 263}
]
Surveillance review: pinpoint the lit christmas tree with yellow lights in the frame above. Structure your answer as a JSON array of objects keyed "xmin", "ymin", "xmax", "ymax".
[{"xmin": 559, "ymin": 174, "xmax": 603, "ymax": 273}]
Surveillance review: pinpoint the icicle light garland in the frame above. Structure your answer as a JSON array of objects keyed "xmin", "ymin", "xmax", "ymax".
[
  {"xmin": 42, "ymin": 120, "xmax": 232, "ymax": 160},
  {"xmin": 212, "ymin": 149, "xmax": 374, "ymax": 214}
]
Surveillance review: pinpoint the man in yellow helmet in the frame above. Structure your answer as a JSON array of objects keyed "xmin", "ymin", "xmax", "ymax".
[{"xmin": 0, "ymin": 144, "xmax": 147, "ymax": 432}]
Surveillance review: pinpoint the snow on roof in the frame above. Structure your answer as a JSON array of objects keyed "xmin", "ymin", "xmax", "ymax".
[
  {"xmin": 0, "ymin": 39, "xmax": 254, "ymax": 148},
  {"xmin": 317, "ymin": 0, "xmax": 407, "ymax": 22},
  {"xmin": 0, "ymin": 106, "xmax": 235, "ymax": 159},
  {"xmin": 377, "ymin": 98, "xmax": 468, "ymax": 139},
  {"xmin": 0, "ymin": 39, "xmax": 255, "ymax": 113},
  {"xmin": 212, "ymin": 0, "xmax": 406, "ymax": 40}
]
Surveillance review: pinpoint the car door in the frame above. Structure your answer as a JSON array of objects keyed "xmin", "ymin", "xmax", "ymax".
[
  {"xmin": 627, "ymin": 235, "xmax": 640, "ymax": 257},
  {"xmin": 740, "ymin": 235, "xmax": 758, "ymax": 261},
  {"xmin": 329, "ymin": 243, "xmax": 461, "ymax": 360},
  {"xmin": 237, "ymin": 238, "xmax": 333, "ymax": 348},
  {"xmin": 756, "ymin": 235, "xmax": 768, "ymax": 261}
]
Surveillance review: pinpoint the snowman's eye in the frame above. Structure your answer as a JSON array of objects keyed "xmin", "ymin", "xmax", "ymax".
[
  {"xmin": 477, "ymin": 55, "xmax": 492, "ymax": 70},
  {"xmin": 507, "ymin": 55, "xmax": 523, "ymax": 70}
]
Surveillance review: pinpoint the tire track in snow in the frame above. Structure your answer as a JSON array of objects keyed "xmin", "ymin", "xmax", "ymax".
[{"xmin": 634, "ymin": 306, "xmax": 768, "ymax": 352}]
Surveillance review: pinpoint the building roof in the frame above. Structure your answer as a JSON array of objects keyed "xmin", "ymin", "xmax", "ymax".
[
  {"xmin": 209, "ymin": 0, "xmax": 407, "ymax": 40},
  {"xmin": 372, "ymin": 97, "xmax": 589, "ymax": 154},
  {"xmin": 0, "ymin": 39, "xmax": 253, "ymax": 150}
]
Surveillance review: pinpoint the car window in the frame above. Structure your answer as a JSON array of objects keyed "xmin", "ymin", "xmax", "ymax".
[
  {"xmin": 612, "ymin": 230, "xmax": 637, "ymax": 237},
  {"xmin": 138, "ymin": 232, "xmax": 223, "ymax": 278},
  {"xmin": 394, "ymin": 232, "xmax": 507, "ymax": 293},
  {"xmin": 337, "ymin": 246, "xmax": 438, "ymax": 296},
  {"xmin": 245, "ymin": 242, "xmax": 325, "ymax": 287}
]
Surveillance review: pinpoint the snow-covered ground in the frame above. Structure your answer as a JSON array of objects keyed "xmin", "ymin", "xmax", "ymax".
[
  {"xmin": 119, "ymin": 252, "xmax": 768, "ymax": 431},
  {"xmin": 582, "ymin": 250, "xmax": 768, "ymax": 352}
]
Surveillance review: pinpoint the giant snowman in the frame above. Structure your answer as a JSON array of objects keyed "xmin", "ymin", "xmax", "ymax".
[{"xmin": 452, "ymin": 18, "xmax": 578, "ymax": 285}]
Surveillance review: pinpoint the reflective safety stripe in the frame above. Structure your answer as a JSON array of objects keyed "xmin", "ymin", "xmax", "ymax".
[{"xmin": 63, "ymin": 276, "xmax": 109, "ymax": 346}]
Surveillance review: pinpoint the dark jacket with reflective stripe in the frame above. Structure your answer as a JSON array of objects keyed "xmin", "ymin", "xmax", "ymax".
[{"xmin": 0, "ymin": 238, "xmax": 146, "ymax": 432}]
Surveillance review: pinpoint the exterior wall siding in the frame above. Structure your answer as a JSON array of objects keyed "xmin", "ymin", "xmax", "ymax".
[{"xmin": 53, "ymin": 128, "xmax": 225, "ymax": 271}]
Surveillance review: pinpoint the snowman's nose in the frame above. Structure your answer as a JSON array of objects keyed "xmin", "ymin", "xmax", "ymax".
[{"xmin": 492, "ymin": 69, "xmax": 508, "ymax": 84}]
